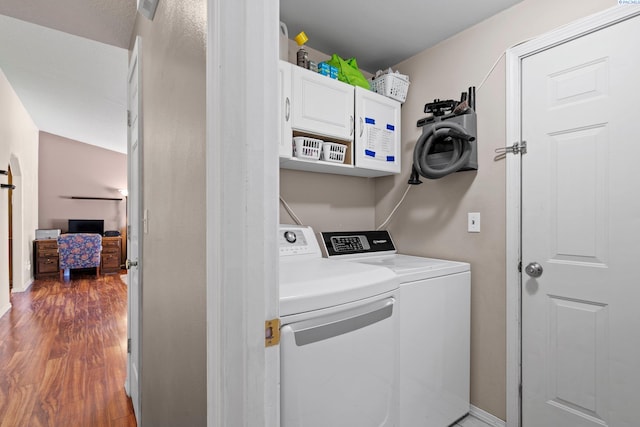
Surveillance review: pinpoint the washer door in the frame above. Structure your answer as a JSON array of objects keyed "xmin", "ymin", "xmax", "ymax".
[{"xmin": 281, "ymin": 297, "xmax": 398, "ymax": 427}]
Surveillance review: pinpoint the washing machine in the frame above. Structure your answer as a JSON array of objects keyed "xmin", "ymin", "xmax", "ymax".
[
  {"xmin": 320, "ymin": 230, "xmax": 471, "ymax": 427},
  {"xmin": 279, "ymin": 225, "xmax": 400, "ymax": 427}
]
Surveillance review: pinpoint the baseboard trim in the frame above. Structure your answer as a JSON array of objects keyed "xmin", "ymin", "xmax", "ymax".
[
  {"xmin": 12, "ymin": 279, "xmax": 34, "ymax": 293},
  {"xmin": 469, "ymin": 405, "xmax": 506, "ymax": 427},
  {"xmin": 0, "ymin": 302, "xmax": 11, "ymax": 319}
]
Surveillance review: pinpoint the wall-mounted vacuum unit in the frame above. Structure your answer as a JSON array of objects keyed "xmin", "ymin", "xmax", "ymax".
[{"xmin": 409, "ymin": 87, "xmax": 478, "ymax": 183}]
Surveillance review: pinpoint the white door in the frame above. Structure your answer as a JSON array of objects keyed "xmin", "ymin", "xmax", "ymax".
[
  {"xmin": 126, "ymin": 36, "xmax": 142, "ymax": 423},
  {"xmin": 521, "ymin": 15, "xmax": 640, "ymax": 427}
]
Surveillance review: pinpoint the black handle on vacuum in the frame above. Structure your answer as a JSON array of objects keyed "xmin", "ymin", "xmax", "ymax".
[
  {"xmin": 447, "ymin": 129, "xmax": 475, "ymax": 142},
  {"xmin": 468, "ymin": 86, "xmax": 476, "ymax": 111}
]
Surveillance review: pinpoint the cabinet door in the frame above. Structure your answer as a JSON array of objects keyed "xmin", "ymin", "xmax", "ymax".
[
  {"xmin": 292, "ymin": 66, "xmax": 354, "ymax": 141},
  {"xmin": 354, "ymin": 87, "xmax": 401, "ymax": 174},
  {"xmin": 279, "ymin": 60, "xmax": 293, "ymax": 158}
]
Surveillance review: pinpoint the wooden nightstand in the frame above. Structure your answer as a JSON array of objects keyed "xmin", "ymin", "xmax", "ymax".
[
  {"xmin": 101, "ymin": 236, "xmax": 122, "ymax": 275},
  {"xmin": 34, "ymin": 239, "xmax": 59, "ymax": 280}
]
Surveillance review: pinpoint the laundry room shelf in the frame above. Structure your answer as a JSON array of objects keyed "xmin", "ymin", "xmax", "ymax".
[{"xmin": 279, "ymin": 157, "xmax": 394, "ymax": 178}]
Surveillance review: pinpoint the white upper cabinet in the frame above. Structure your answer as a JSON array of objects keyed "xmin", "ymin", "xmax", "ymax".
[
  {"xmin": 279, "ymin": 61, "xmax": 401, "ymax": 177},
  {"xmin": 354, "ymin": 86, "xmax": 401, "ymax": 174},
  {"xmin": 278, "ymin": 61, "xmax": 293, "ymax": 158},
  {"xmin": 291, "ymin": 66, "xmax": 354, "ymax": 141}
]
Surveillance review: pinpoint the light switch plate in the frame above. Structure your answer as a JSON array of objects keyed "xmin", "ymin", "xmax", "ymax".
[{"xmin": 468, "ymin": 212, "xmax": 481, "ymax": 233}]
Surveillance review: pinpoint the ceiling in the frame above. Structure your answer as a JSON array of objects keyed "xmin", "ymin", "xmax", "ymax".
[
  {"xmin": 280, "ymin": 0, "xmax": 524, "ymax": 72},
  {"xmin": 0, "ymin": 1, "xmax": 135, "ymax": 154},
  {"xmin": 0, "ymin": 0, "xmax": 524, "ymax": 154}
]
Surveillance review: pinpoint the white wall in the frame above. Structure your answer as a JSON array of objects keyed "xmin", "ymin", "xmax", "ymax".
[
  {"xmin": 132, "ymin": 0, "xmax": 208, "ymax": 425},
  {"xmin": 0, "ymin": 68, "xmax": 39, "ymax": 306},
  {"xmin": 377, "ymin": 0, "xmax": 617, "ymax": 419},
  {"xmin": 38, "ymin": 132, "xmax": 127, "ymax": 233}
]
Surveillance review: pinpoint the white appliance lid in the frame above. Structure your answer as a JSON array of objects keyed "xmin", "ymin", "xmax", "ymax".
[
  {"xmin": 279, "ymin": 258, "xmax": 398, "ymax": 316},
  {"xmin": 344, "ymin": 254, "xmax": 470, "ymax": 282}
]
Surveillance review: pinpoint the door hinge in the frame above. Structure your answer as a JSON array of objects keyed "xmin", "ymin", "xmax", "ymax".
[
  {"xmin": 265, "ymin": 318, "xmax": 281, "ymax": 347},
  {"xmin": 127, "ymin": 338, "xmax": 131, "ymax": 354},
  {"xmin": 127, "ymin": 110, "xmax": 132, "ymax": 127},
  {"xmin": 496, "ymin": 141, "xmax": 527, "ymax": 155},
  {"xmin": 518, "ymin": 260, "xmax": 522, "ymax": 273}
]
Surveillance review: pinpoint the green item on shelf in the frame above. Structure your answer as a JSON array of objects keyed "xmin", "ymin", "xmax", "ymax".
[{"xmin": 325, "ymin": 54, "xmax": 370, "ymax": 90}]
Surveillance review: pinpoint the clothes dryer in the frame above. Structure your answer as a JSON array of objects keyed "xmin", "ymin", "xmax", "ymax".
[
  {"xmin": 279, "ymin": 225, "xmax": 400, "ymax": 427},
  {"xmin": 321, "ymin": 230, "xmax": 471, "ymax": 427}
]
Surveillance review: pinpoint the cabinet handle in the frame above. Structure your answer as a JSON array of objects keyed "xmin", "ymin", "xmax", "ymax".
[
  {"xmin": 285, "ymin": 97, "xmax": 290, "ymax": 122},
  {"xmin": 359, "ymin": 117, "xmax": 364, "ymax": 137},
  {"xmin": 350, "ymin": 116, "xmax": 354, "ymax": 136}
]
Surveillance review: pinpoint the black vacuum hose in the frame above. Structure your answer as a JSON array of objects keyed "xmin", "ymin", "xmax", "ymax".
[{"xmin": 412, "ymin": 121, "xmax": 475, "ymax": 180}]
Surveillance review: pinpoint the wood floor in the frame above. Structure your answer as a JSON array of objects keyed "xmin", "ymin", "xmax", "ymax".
[{"xmin": 0, "ymin": 272, "xmax": 137, "ymax": 426}]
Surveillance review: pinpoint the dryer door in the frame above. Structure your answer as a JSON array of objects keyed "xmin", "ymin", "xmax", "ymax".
[{"xmin": 280, "ymin": 295, "xmax": 398, "ymax": 427}]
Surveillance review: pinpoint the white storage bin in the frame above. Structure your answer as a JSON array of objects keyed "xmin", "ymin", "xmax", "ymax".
[
  {"xmin": 370, "ymin": 73, "xmax": 410, "ymax": 103},
  {"xmin": 293, "ymin": 136, "xmax": 322, "ymax": 160},
  {"xmin": 321, "ymin": 142, "xmax": 346, "ymax": 163}
]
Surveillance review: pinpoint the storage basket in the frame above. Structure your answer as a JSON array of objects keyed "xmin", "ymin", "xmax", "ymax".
[
  {"xmin": 293, "ymin": 136, "xmax": 322, "ymax": 160},
  {"xmin": 370, "ymin": 73, "xmax": 410, "ymax": 103},
  {"xmin": 321, "ymin": 142, "xmax": 347, "ymax": 163}
]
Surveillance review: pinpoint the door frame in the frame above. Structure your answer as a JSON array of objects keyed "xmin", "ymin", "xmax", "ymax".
[
  {"xmin": 8, "ymin": 154, "xmax": 26, "ymax": 293},
  {"xmin": 505, "ymin": 6, "xmax": 640, "ymax": 427},
  {"xmin": 7, "ymin": 165, "xmax": 12, "ymax": 290},
  {"xmin": 206, "ymin": 0, "xmax": 279, "ymax": 426}
]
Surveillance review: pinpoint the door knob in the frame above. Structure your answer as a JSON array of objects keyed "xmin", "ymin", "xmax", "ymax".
[
  {"xmin": 126, "ymin": 259, "xmax": 138, "ymax": 269},
  {"xmin": 525, "ymin": 262, "xmax": 543, "ymax": 278}
]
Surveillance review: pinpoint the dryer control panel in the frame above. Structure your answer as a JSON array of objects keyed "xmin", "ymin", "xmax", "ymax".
[{"xmin": 320, "ymin": 230, "xmax": 396, "ymax": 258}]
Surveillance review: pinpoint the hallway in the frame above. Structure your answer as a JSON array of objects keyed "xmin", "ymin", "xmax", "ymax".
[{"xmin": 0, "ymin": 273, "xmax": 136, "ymax": 426}]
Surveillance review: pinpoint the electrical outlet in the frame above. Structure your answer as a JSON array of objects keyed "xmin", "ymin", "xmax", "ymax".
[{"xmin": 468, "ymin": 212, "xmax": 481, "ymax": 233}]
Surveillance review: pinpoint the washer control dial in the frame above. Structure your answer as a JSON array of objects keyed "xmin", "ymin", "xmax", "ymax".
[{"xmin": 284, "ymin": 231, "xmax": 297, "ymax": 243}]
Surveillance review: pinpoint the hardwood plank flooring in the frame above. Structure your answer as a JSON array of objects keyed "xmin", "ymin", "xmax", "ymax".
[{"xmin": 0, "ymin": 273, "xmax": 136, "ymax": 426}]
